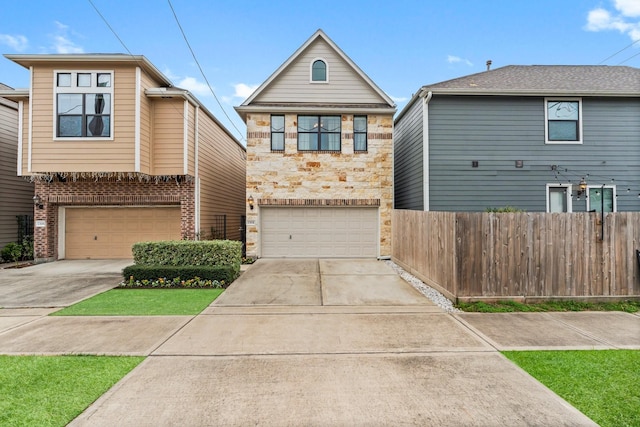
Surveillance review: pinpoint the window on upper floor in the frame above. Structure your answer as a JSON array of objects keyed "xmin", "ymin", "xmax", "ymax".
[
  {"xmin": 353, "ymin": 115, "xmax": 367, "ymax": 152},
  {"xmin": 311, "ymin": 59, "xmax": 327, "ymax": 82},
  {"xmin": 545, "ymin": 98, "xmax": 582, "ymax": 144},
  {"xmin": 547, "ymin": 184, "xmax": 572, "ymax": 212},
  {"xmin": 55, "ymin": 71, "xmax": 113, "ymax": 138},
  {"xmin": 587, "ymin": 186, "xmax": 616, "ymax": 213},
  {"xmin": 298, "ymin": 115, "xmax": 341, "ymax": 151},
  {"xmin": 271, "ymin": 115, "xmax": 285, "ymax": 151}
]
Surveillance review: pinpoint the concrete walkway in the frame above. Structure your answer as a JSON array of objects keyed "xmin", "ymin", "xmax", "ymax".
[{"xmin": 1, "ymin": 259, "xmax": 638, "ymax": 425}]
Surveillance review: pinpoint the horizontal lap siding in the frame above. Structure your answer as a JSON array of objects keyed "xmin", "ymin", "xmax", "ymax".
[
  {"xmin": 197, "ymin": 112, "xmax": 246, "ymax": 242},
  {"xmin": 138, "ymin": 70, "xmax": 155, "ymax": 174},
  {"xmin": 256, "ymin": 39, "xmax": 384, "ymax": 104},
  {"xmin": 0, "ymin": 101, "xmax": 33, "ymax": 247},
  {"xmin": 152, "ymin": 99, "xmax": 184, "ymax": 175},
  {"xmin": 428, "ymin": 96, "xmax": 640, "ymax": 212},
  {"xmin": 30, "ymin": 65, "xmax": 136, "ymax": 173},
  {"xmin": 394, "ymin": 99, "xmax": 423, "ymax": 210}
]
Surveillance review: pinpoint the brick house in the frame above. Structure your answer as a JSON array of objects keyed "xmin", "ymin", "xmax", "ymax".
[
  {"xmin": 0, "ymin": 54, "xmax": 246, "ymax": 261},
  {"xmin": 235, "ymin": 30, "xmax": 396, "ymax": 258}
]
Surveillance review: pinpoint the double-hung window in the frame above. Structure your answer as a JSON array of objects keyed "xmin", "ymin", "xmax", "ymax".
[
  {"xmin": 55, "ymin": 71, "xmax": 113, "ymax": 138},
  {"xmin": 353, "ymin": 115, "xmax": 367, "ymax": 151},
  {"xmin": 297, "ymin": 115, "xmax": 341, "ymax": 151},
  {"xmin": 545, "ymin": 98, "xmax": 582, "ymax": 144},
  {"xmin": 271, "ymin": 115, "xmax": 285, "ymax": 151}
]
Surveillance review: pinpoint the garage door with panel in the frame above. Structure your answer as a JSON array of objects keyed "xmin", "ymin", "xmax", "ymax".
[
  {"xmin": 64, "ymin": 207, "xmax": 181, "ymax": 259},
  {"xmin": 261, "ymin": 207, "xmax": 378, "ymax": 258}
]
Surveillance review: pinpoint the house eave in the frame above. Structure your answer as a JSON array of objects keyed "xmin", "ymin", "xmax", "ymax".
[
  {"xmin": 235, "ymin": 104, "xmax": 397, "ymax": 121},
  {"xmin": 423, "ymin": 88, "xmax": 640, "ymax": 97}
]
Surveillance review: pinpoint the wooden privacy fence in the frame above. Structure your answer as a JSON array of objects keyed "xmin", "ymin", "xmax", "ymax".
[{"xmin": 392, "ymin": 210, "xmax": 640, "ymax": 302}]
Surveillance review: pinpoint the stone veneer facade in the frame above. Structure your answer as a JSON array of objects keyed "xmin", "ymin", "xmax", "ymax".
[
  {"xmin": 33, "ymin": 177, "xmax": 195, "ymax": 261},
  {"xmin": 245, "ymin": 113, "xmax": 393, "ymax": 258}
]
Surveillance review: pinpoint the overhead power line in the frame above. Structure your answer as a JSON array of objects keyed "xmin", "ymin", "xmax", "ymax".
[
  {"xmin": 597, "ymin": 37, "xmax": 640, "ymax": 65},
  {"xmin": 167, "ymin": 0, "xmax": 245, "ymax": 142}
]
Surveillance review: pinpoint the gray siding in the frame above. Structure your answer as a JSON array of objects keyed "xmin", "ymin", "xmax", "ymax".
[
  {"xmin": 0, "ymin": 98, "xmax": 33, "ymax": 249},
  {"xmin": 394, "ymin": 98, "xmax": 424, "ymax": 210},
  {"xmin": 427, "ymin": 95, "xmax": 640, "ymax": 212}
]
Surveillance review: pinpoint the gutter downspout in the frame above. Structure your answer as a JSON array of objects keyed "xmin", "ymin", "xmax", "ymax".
[{"xmin": 422, "ymin": 90, "xmax": 432, "ymax": 211}]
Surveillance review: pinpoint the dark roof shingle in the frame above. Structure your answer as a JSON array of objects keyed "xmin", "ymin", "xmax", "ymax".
[{"xmin": 423, "ymin": 65, "xmax": 640, "ymax": 94}]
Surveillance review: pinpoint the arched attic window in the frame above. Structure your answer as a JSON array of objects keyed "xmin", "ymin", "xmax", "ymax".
[{"xmin": 311, "ymin": 59, "xmax": 328, "ymax": 82}]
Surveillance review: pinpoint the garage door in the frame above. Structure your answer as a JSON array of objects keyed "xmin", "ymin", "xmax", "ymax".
[
  {"xmin": 261, "ymin": 207, "xmax": 378, "ymax": 258},
  {"xmin": 64, "ymin": 207, "xmax": 181, "ymax": 259}
]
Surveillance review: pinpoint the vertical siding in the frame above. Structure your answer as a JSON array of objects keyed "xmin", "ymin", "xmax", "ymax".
[
  {"xmin": 394, "ymin": 98, "xmax": 424, "ymax": 210},
  {"xmin": 0, "ymin": 98, "xmax": 34, "ymax": 248},
  {"xmin": 29, "ymin": 64, "xmax": 137, "ymax": 172},
  {"xmin": 428, "ymin": 96, "xmax": 640, "ymax": 212},
  {"xmin": 197, "ymin": 111, "xmax": 246, "ymax": 241},
  {"xmin": 151, "ymin": 98, "xmax": 184, "ymax": 175},
  {"xmin": 255, "ymin": 38, "xmax": 385, "ymax": 104}
]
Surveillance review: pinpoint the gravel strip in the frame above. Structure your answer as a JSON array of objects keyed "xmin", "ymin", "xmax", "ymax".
[{"xmin": 385, "ymin": 260, "xmax": 461, "ymax": 313}]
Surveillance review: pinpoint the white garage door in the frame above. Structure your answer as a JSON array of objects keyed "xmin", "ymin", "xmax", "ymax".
[
  {"xmin": 261, "ymin": 207, "xmax": 378, "ymax": 258},
  {"xmin": 64, "ymin": 207, "xmax": 181, "ymax": 259}
]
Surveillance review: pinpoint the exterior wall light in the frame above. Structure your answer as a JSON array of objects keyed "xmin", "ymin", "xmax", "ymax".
[
  {"xmin": 576, "ymin": 177, "xmax": 588, "ymax": 196},
  {"xmin": 33, "ymin": 194, "xmax": 43, "ymax": 209},
  {"xmin": 248, "ymin": 195, "xmax": 254, "ymax": 210}
]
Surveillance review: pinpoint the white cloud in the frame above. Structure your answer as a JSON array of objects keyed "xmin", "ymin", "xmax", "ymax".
[
  {"xmin": 51, "ymin": 21, "xmax": 83, "ymax": 53},
  {"xmin": 615, "ymin": 0, "xmax": 640, "ymax": 17},
  {"xmin": 586, "ymin": 2, "xmax": 640, "ymax": 41},
  {"xmin": 447, "ymin": 55, "xmax": 473, "ymax": 66},
  {"xmin": 0, "ymin": 34, "xmax": 28, "ymax": 52},
  {"xmin": 233, "ymin": 83, "xmax": 259, "ymax": 100},
  {"xmin": 390, "ymin": 95, "xmax": 408, "ymax": 103},
  {"xmin": 177, "ymin": 76, "xmax": 211, "ymax": 97}
]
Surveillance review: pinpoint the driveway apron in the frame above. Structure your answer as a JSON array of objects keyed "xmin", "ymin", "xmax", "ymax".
[{"xmin": 70, "ymin": 258, "xmax": 597, "ymax": 426}]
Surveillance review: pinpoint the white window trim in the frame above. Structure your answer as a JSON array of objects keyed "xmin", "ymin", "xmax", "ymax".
[
  {"xmin": 546, "ymin": 183, "xmax": 573, "ymax": 213},
  {"xmin": 587, "ymin": 185, "xmax": 617, "ymax": 212},
  {"xmin": 309, "ymin": 57, "xmax": 329, "ymax": 83},
  {"xmin": 53, "ymin": 70, "xmax": 115, "ymax": 141},
  {"xmin": 544, "ymin": 97, "xmax": 583, "ymax": 145}
]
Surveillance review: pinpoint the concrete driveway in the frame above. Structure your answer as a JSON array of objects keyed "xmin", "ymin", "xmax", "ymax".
[
  {"xmin": 68, "ymin": 259, "xmax": 596, "ymax": 426},
  {"xmin": 0, "ymin": 259, "xmax": 130, "ymax": 308}
]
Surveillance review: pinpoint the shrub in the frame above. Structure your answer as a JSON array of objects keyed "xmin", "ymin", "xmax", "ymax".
[
  {"xmin": 122, "ymin": 264, "xmax": 236, "ymax": 285},
  {"xmin": 119, "ymin": 276, "xmax": 224, "ymax": 289},
  {"xmin": 1, "ymin": 242, "xmax": 23, "ymax": 264},
  {"xmin": 21, "ymin": 236, "xmax": 33, "ymax": 260},
  {"xmin": 485, "ymin": 206, "xmax": 525, "ymax": 213}
]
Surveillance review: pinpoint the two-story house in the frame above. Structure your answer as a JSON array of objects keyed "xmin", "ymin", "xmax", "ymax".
[
  {"xmin": 395, "ymin": 65, "xmax": 640, "ymax": 213},
  {"xmin": 236, "ymin": 29, "xmax": 396, "ymax": 259},
  {"xmin": 0, "ymin": 83, "xmax": 34, "ymax": 250},
  {"xmin": 0, "ymin": 54, "xmax": 246, "ymax": 261}
]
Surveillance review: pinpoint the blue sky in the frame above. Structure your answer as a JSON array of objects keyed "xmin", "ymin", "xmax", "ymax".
[{"xmin": 1, "ymin": 0, "xmax": 639, "ymax": 142}]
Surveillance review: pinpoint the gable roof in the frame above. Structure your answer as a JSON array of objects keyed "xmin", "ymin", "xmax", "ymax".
[
  {"xmin": 421, "ymin": 65, "xmax": 640, "ymax": 95},
  {"xmin": 236, "ymin": 29, "xmax": 395, "ymax": 119}
]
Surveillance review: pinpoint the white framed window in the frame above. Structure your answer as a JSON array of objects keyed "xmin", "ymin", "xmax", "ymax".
[
  {"xmin": 545, "ymin": 98, "xmax": 582, "ymax": 144},
  {"xmin": 270, "ymin": 115, "xmax": 285, "ymax": 151},
  {"xmin": 546, "ymin": 184, "xmax": 572, "ymax": 212},
  {"xmin": 54, "ymin": 70, "xmax": 114, "ymax": 139},
  {"xmin": 587, "ymin": 185, "xmax": 616, "ymax": 213},
  {"xmin": 310, "ymin": 58, "xmax": 328, "ymax": 83}
]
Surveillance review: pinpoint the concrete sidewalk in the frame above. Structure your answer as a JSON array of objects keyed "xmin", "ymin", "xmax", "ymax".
[{"xmin": 1, "ymin": 259, "xmax": 637, "ymax": 425}]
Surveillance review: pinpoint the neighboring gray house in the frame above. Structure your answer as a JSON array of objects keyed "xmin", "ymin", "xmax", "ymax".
[
  {"xmin": 394, "ymin": 65, "xmax": 640, "ymax": 213},
  {"xmin": 0, "ymin": 83, "xmax": 33, "ymax": 250}
]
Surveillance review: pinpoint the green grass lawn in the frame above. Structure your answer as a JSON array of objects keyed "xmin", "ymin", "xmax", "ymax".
[
  {"xmin": 0, "ymin": 355, "xmax": 143, "ymax": 427},
  {"xmin": 457, "ymin": 299, "xmax": 640, "ymax": 313},
  {"xmin": 503, "ymin": 350, "xmax": 640, "ymax": 427},
  {"xmin": 52, "ymin": 288, "xmax": 223, "ymax": 316}
]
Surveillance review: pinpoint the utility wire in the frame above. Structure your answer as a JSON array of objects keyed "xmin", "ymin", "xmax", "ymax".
[
  {"xmin": 88, "ymin": 0, "xmax": 135, "ymax": 56},
  {"xmin": 167, "ymin": 0, "xmax": 245, "ymax": 142},
  {"xmin": 616, "ymin": 48, "xmax": 640, "ymax": 65},
  {"xmin": 598, "ymin": 37, "xmax": 640, "ymax": 65}
]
